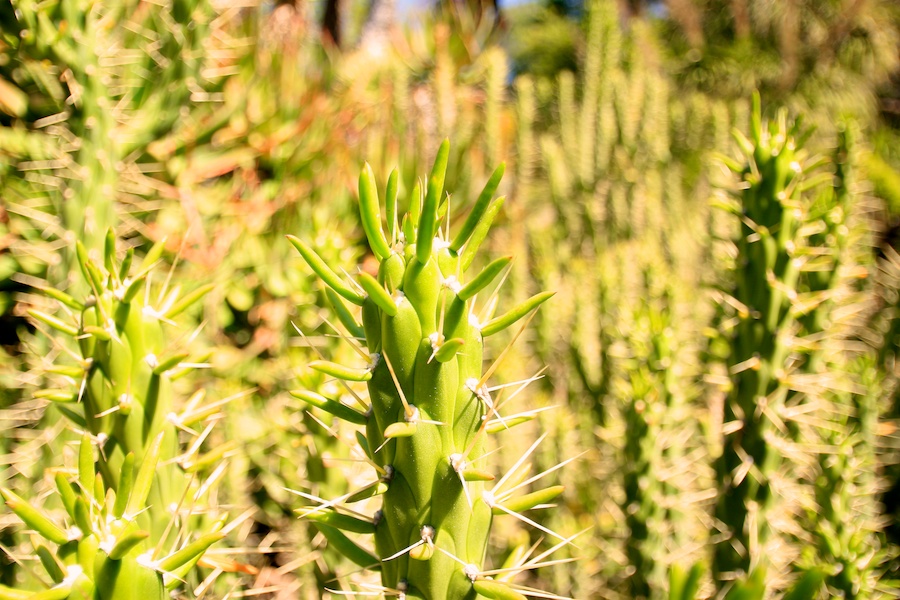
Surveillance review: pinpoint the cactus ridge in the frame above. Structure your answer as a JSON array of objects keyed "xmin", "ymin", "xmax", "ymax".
[{"xmin": 291, "ymin": 141, "xmax": 563, "ymax": 599}]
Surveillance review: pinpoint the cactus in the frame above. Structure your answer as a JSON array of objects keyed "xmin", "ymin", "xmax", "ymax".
[
  {"xmin": 16, "ymin": 231, "xmax": 231, "ymax": 593},
  {"xmin": 710, "ymin": 93, "xmax": 832, "ymax": 589},
  {"xmin": 289, "ymin": 141, "xmax": 565, "ymax": 599},
  {"xmin": 0, "ymin": 435, "xmax": 222, "ymax": 600}
]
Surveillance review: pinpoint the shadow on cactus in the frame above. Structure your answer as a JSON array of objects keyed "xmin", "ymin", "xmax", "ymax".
[{"xmin": 288, "ymin": 140, "xmax": 573, "ymax": 599}]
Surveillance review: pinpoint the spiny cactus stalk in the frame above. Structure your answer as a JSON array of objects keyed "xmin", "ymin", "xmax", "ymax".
[
  {"xmin": 19, "ymin": 231, "xmax": 232, "ymax": 590},
  {"xmin": 710, "ymin": 94, "xmax": 828, "ymax": 588},
  {"xmin": 0, "ymin": 435, "xmax": 222, "ymax": 599},
  {"xmin": 289, "ymin": 140, "xmax": 565, "ymax": 599}
]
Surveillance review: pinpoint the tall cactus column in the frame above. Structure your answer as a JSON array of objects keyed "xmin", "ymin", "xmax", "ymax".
[
  {"xmin": 3, "ymin": 233, "xmax": 226, "ymax": 598},
  {"xmin": 289, "ymin": 141, "xmax": 560, "ymax": 600},
  {"xmin": 711, "ymin": 95, "xmax": 817, "ymax": 587}
]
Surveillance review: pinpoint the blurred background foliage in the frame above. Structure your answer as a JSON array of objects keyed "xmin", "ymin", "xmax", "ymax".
[{"xmin": 1, "ymin": 0, "xmax": 900, "ymax": 597}]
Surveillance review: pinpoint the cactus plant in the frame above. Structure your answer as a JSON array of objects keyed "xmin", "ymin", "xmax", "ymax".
[
  {"xmin": 11, "ymin": 231, "xmax": 232, "ymax": 594},
  {"xmin": 0, "ymin": 434, "xmax": 223, "ymax": 600},
  {"xmin": 288, "ymin": 140, "xmax": 566, "ymax": 599},
  {"xmin": 710, "ymin": 93, "xmax": 834, "ymax": 590}
]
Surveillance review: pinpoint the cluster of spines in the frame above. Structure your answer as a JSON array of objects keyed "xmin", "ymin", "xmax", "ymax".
[{"xmin": 288, "ymin": 140, "xmax": 569, "ymax": 600}]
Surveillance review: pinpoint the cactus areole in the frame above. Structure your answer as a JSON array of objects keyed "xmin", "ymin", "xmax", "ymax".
[{"xmin": 289, "ymin": 141, "xmax": 555, "ymax": 599}]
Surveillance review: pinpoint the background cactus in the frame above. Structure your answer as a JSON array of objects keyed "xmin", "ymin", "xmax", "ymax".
[{"xmin": 0, "ymin": 434, "xmax": 222, "ymax": 599}]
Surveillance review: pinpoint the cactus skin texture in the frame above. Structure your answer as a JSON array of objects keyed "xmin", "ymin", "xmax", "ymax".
[
  {"xmin": 0, "ymin": 435, "xmax": 223, "ymax": 600},
  {"xmin": 290, "ymin": 140, "xmax": 558, "ymax": 599}
]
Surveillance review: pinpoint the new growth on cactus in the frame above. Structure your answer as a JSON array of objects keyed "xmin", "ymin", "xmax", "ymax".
[{"xmin": 289, "ymin": 140, "xmax": 567, "ymax": 599}]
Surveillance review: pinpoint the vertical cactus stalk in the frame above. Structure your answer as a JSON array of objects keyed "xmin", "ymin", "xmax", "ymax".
[
  {"xmin": 711, "ymin": 94, "xmax": 819, "ymax": 589},
  {"xmin": 289, "ymin": 141, "xmax": 564, "ymax": 599},
  {"xmin": 795, "ymin": 125, "xmax": 883, "ymax": 597},
  {"xmin": 18, "ymin": 231, "xmax": 230, "ymax": 595},
  {"xmin": 617, "ymin": 275, "xmax": 689, "ymax": 600}
]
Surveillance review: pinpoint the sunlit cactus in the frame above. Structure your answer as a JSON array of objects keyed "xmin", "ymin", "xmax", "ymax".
[
  {"xmin": 0, "ymin": 435, "xmax": 222, "ymax": 599},
  {"xmin": 710, "ymin": 93, "xmax": 837, "ymax": 592},
  {"xmin": 289, "ymin": 141, "xmax": 569, "ymax": 599},
  {"xmin": 17, "ymin": 232, "xmax": 234, "ymax": 595}
]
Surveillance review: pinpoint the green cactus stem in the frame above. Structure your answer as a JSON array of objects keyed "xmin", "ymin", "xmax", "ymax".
[{"xmin": 289, "ymin": 141, "xmax": 563, "ymax": 599}]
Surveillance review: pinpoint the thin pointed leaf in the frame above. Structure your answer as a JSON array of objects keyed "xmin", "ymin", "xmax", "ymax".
[
  {"xmin": 127, "ymin": 432, "xmax": 164, "ymax": 516},
  {"xmin": 158, "ymin": 531, "xmax": 224, "ymax": 573},
  {"xmin": 0, "ymin": 489, "xmax": 68, "ymax": 544},
  {"xmin": 473, "ymin": 580, "xmax": 527, "ymax": 600},
  {"xmin": 417, "ymin": 139, "xmax": 450, "ymax": 264},
  {"xmin": 108, "ymin": 530, "xmax": 150, "ymax": 560},
  {"xmin": 347, "ymin": 482, "xmax": 388, "ymax": 503},
  {"xmin": 315, "ymin": 523, "xmax": 379, "ymax": 570},
  {"xmin": 36, "ymin": 287, "xmax": 83, "ymax": 311},
  {"xmin": 461, "ymin": 196, "xmax": 505, "ymax": 270},
  {"xmin": 302, "ymin": 508, "xmax": 375, "ymax": 534},
  {"xmin": 114, "ymin": 453, "xmax": 135, "ymax": 518},
  {"xmin": 326, "ymin": 289, "xmax": 365, "ymax": 339},
  {"xmin": 291, "ymin": 390, "xmax": 368, "ymax": 425},
  {"xmin": 73, "ymin": 497, "xmax": 92, "ymax": 536},
  {"xmin": 462, "ymin": 469, "xmax": 495, "ymax": 482},
  {"xmin": 78, "ymin": 434, "xmax": 94, "ymax": 499},
  {"xmin": 118, "ymin": 248, "xmax": 134, "ymax": 282},
  {"xmin": 386, "ymin": 168, "xmax": 399, "ymax": 242},
  {"xmin": 36, "ymin": 545, "xmax": 65, "ymax": 583},
  {"xmin": 288, "ymin": 236, "xmax": 365, "ymax": 306},
  {"xmin": 54, "ymin": 473, "xmax": 77, "ymax": 519},
  {"xmin": 357, "ymin": 272, "xmax": 397, "ymax": 316},
  {"xmin": 434, "ymin": 338, "xmax": 465, "ymax": 362},
  {"xmin": 28, "ymin": 310, "xmax": 78, "ymax": 337},
  {"xmin": 384, "ymin": 421, "xmax": 417, "ymax": 438},
  {"xmin": 163, "ymin": 284, "xmax": 214, "ymax": 319},
  {"xmin": 309, "ymin": 360, "xmax": 372, "ymax": 382},
  {"xmin": 152, "ymin": 353, "xmax": 189, "ymax": 375},
  {"xmin": 486, "ymin": 415, "xmax": 535, "ymax": 433},
  {"xmin": 494, "ymin": 486, "xmax": 564, "ymax": 515},
  {"xmin": 104, "ymin": 229, "xmax": 117, "ymax": 277},
  {"xmin": 458, "ymin": 256, "xmax": 511, "ymax": 301},
  {"xmin": 451, "ymin": 162, "xmax": 505, "ymax": 252},
  {"xmin": 359, "ymin": 163, "xmax": 391, "ymax": 260},
  {"xmin": 481, "ymin": 292, "xmax": 555, "ymax": 337}
]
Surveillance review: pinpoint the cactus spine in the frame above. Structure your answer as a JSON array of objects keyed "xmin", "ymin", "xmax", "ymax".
[{"xmin": 290, "ymin": 141, "xmax": 560, "ymax": 599}]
